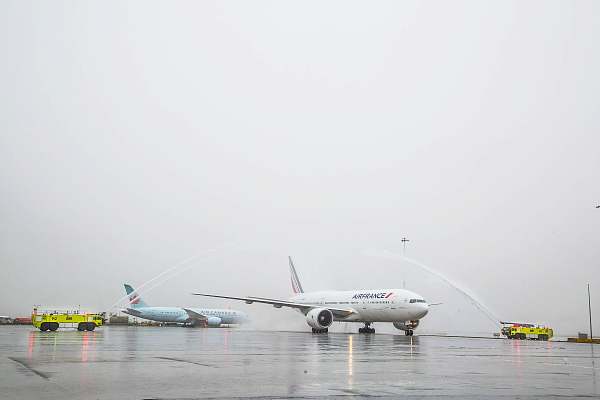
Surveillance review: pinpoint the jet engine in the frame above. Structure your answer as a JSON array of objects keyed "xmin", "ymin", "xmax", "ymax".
[
  {"xmin": 393, "ymin": 320, "xmax": 420, "ymax": 331},
  {"xmin": 189, "ymin": 316, "xmax": 222, "ymax": 327},
  {"xmin": 306, "ymin": 308, "xmax": 333, "ymax": 330},
  {"xmin": 204, "ymin": 317, "xmax": 222, "ymax": 327}
]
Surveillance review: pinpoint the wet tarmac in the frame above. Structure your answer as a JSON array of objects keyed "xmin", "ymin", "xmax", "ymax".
[{"xmin": 1, "ymin": 325, "xmax": 599, "ymax": 399}]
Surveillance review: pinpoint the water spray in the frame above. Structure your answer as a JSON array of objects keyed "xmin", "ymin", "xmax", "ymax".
[
  {"xmin": 366, "ymin": 249, "xmax": 503, "ymax": 328},
  {"xmin": 104, "ymin": 238, "xmax": 253, "ymax": 318}
]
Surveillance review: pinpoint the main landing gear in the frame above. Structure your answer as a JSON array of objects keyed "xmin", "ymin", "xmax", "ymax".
[
  {"xmin": 359, "ymin": 323, "xmax": 375, "ymax": 334},
  {"xmin": 312, "ymin": 328, "xmax": 328, "ymax": 333}
]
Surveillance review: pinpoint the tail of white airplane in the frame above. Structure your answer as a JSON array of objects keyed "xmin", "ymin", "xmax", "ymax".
[
  {"xmin": 124, "ymin": 284, "xmax": 149, "ymax": 309},
  {"xmin": 289, "ymin": 256, "xmax": 305, "ymax": 294}
]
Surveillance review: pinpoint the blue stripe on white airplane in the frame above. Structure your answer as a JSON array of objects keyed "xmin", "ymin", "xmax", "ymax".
[{"xmin": 289, "ymin": 256, "xmax": 304, "ymax": 294}]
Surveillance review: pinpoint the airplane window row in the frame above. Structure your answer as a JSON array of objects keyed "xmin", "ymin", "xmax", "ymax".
[{"xmin": 409, "ymin": 299, "xmax": 426, "ymax": 303}]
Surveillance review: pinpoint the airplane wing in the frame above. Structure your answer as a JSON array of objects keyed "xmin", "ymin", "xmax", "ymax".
[
  {"xmin": 192, "ymin": 293, "xmax": 356, "ymax": 319},
  {"xmin": 125, "ymin": 308, "xmax": 143, "ymax": 315},
  {"xmin": 182, "ymin": 308, "xmax": 208, "ymax": 321}
]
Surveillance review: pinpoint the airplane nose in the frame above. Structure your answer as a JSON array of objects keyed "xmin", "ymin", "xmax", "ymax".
[{"xmin": 411, "ymin": 304, "xmax": 429, "ymax": 319}]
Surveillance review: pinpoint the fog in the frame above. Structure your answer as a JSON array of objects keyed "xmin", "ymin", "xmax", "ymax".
[{"xmin": 1, "ymin": 1, "xmax": 599, "ymax": 337}]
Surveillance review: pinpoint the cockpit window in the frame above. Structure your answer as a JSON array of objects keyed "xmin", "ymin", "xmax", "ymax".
[{"xmin": 409, "ymin": 299, "xmax": 426, "ymax": 303}]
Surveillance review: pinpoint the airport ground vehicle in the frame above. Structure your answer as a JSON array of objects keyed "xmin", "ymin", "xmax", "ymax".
[
  {"xmin": 32, "ymin": 310, "xmax": 104, "ymax": 331},
  {"xmin": 12, "ymin": 318, "xmax": 32, "ymax": 324},
  {"xmin": 501, "ymin": 322, "xmax": 553, "ymax": 340}
]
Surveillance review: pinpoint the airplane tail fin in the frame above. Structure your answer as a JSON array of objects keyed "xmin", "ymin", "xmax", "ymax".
[
  {"xmin": 289, "ymin": 256, "xmax": 305, "ymax": 294},
  {"xmin": 124, "ymin": 284, "xmax": 149, "ymax": 308}
]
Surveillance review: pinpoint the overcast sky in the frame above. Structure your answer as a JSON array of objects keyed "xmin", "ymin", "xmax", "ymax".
[{"xmin": 1, "ymin": 1, "xmax": 599, "ymax": 336}]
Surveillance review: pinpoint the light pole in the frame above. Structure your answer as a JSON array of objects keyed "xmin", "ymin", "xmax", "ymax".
[
  {"xmin": 589, "ymin": 284, "xmax": 593, "ymax": 339},
  {"xmin": 401, "ymin": 238, "xmax": 409, "ymax": 288},
  {"xmin": 401, "ymin": 238, "xmax": 409, "ymax": 257}
]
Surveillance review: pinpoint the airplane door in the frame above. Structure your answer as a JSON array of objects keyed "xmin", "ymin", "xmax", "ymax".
[{"xmin": 390, "ymin": 296, "xmax": 398, "ymax": 309}]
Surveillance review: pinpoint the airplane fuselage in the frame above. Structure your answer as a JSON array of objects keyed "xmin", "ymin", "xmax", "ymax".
[
  {"xmin": 124, "ymin": 307, "xmax": 250, "ymax": 325},
  {"xmin": 289, "ymin": 288, "xmax": 428, "ymax": 323}
]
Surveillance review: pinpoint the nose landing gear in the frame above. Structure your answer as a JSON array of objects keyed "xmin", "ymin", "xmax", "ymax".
[{"xmin": 405, "ymin": 329, "xmax": 414, "ymax": 336}]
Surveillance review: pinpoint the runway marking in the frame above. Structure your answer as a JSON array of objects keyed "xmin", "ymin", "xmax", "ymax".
[
  {"xmin": 9, "ymin": 357, "xmax": 50, "ymax": 380},
  {"xmin": 155, "ymin": 356, "xmax": 220, "ymax": 367},
  {"xmin": 453, "ymin": 354, "xmax": 600, "ymax": 371}
]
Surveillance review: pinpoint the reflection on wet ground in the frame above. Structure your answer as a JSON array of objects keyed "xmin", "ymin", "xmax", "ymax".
[{"xmin": 1, "ymin": 325, "xmax": 599, "ymax": 399}]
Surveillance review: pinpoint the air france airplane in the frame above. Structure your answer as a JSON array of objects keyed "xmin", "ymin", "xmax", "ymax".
[
  {"xmin": 193, "ymin": 257, "xmax": 428, "ymax": 335},
  {"xmin": 123, "ymin": 284, "xmax": 251, "ymax": 327}
]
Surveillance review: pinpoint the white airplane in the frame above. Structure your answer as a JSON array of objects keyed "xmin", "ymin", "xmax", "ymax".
[
  {"xmin": 193, "ymin": 257, "xmax": 429, "ymax": 335},
  {"xmin": 123, "ymin": 284, "xmax": 251, "ymax": 327}
]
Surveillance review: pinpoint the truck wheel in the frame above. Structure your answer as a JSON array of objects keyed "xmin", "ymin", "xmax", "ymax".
[
  {"xmin": 87, "ymin": 323, "xmax": 96, "ymax": 331},
  {"xmin": 40, "ymin": 322, "xmax": 49, "ymax": 331},
  {"xmin": 49, "ymin": 322, "xmax": 59, "ymax": 331},
  {"xmin": 77, "ymin": 323, "xmax": 86, "ymax": 331}
]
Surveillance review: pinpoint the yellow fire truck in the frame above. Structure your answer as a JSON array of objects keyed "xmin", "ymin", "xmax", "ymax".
[
  {"xmin": 31, "ymin": 310, "xmax": 104, "ymax": 331},
  {"xmin": 500, "ymin": 322, "xmax": 553, "ymax": 341}
]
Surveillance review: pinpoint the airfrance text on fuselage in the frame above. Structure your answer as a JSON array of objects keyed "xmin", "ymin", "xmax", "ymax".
[{"xmin": 351, "ymin": 293, "xmax": 393, "ymax": 299}]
